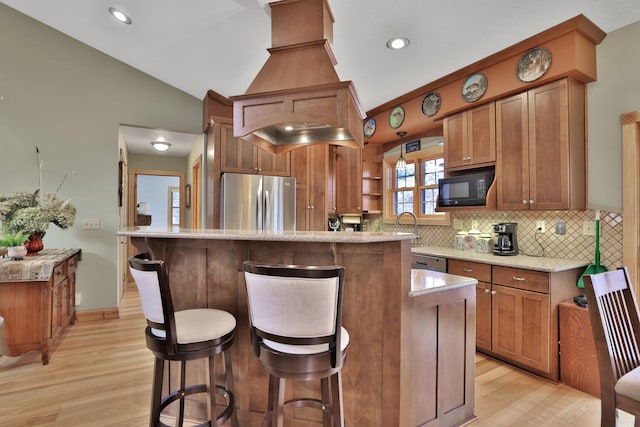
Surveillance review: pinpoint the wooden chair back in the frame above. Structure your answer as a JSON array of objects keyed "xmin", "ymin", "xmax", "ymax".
[
  {"xmin": 128, "ymin": 253, "xmax": 179, "ymax": 355},
  {"xmin": 583, "ymin": 267, "xmax": 640, "ymax": 425},
  {"xmin": 243, "ymin": 261, "xmax": 345, "ymax": 368}
]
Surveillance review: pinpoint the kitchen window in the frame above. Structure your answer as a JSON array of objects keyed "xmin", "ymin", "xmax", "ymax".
[{"xmin": 383, "ymin": 146, "xmax": 450, "ymax": 226}]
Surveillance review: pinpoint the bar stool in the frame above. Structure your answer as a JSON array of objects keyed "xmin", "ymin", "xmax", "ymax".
[
  {"xmin": 243, "ymin": 261, "xmax": 348, "ymax": 427},
  {"xmin": 128, "ymin": 254, "xmax": 239, "ymax": 427}
]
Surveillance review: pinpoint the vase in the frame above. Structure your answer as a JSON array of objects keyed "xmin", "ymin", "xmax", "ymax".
[{"xmin": 25, "ymin": 233, "xmax": 44, "ymax": 256}]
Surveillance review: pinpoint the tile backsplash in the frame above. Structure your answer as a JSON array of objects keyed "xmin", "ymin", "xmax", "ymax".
[{"xmin": 364, "ymin": 210, "xmax": 624, "ymax": 268}]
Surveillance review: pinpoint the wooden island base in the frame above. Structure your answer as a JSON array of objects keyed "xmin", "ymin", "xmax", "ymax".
[{"xmin": 125, "ymin": 231, "xmax": 476, "ymax": 427}]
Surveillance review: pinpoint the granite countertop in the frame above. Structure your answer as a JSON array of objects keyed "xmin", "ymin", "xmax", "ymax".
[
  {"xmin": 409, "ymin": 269, "xmax": 478, "ymax": 297},
  {"xmin": 0, "ymin": 248, "xmax": 81, "ymax": 282},
  {"xmin": 118, "ymin": 226, "xmax": 415, "ymax": 244},
  {"xmin": 411, "ymin": 245, "xmax": 590, "ymax": 273}
]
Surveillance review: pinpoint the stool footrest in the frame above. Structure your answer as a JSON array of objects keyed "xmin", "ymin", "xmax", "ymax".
[{"xmin": 158, "ymin": 384, "xmax": 235, "ymax": 427}]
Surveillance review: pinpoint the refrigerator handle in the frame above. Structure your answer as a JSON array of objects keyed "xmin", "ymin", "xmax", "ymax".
[
  {"xmin": 264, "ymin": 190, "xmax": 270, "ymax": 229},
  {"xmin": 256, "ymin": 188, "xmax": 262, "ymax": 230}
]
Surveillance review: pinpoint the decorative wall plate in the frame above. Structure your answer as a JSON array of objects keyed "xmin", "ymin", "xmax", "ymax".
[
  {"xmin": 462, "ymin": 73, "xmax": 488, "ymax": 103},
  {"xmin": 363, "ymin": 118, "xmax": 376, "ymax": 137},
  {"xmin": 516, "ymin": 47, "xmax": 552, "ymax": 82},
  {"xmin": 389, "ymin": 106, "xmax": 405, "ymax": 128},
  {"xmin": 421, "ymin": 91, "xmax": 441, "ymax": 117}
]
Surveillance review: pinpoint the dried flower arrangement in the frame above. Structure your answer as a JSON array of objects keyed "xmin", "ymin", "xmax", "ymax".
[{"xmin": 0, "ymin": 147, "xmax": 76, "ymax": 237}]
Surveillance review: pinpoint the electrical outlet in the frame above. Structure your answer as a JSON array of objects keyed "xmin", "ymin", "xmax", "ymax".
[
  {"xmin": 536, "ymin": 220, "xmax": 546, "ymax": 233},
  {"xmin": 583, "ymin": 221, "xmax": 596, "ymax": 236},
  {"xmin": 82, "ymin": 218, "xmax": 101, "ymax": 230},
  {"xmin": 555, "ymin": 221, "xmax": 566, "ymax": 235},
  {"xmin": 453, "ymin": 219, "xmax": 464, "ymax": 230}
]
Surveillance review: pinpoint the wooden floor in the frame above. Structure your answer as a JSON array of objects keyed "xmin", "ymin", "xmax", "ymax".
[{"xmin": 0, "ymin": 285, "xmax": 634, "ymax": 427}]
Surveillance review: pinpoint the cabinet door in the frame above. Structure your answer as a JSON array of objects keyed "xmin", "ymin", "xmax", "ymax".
[
  {"xmin": 334, "ymin": 146, "xmax": 362, "ymax": 214},
  {"xmin": 291, "ymin": 147, "xmax": 310, "ymax": 231},
  {"xmin": 467, "ymin": 102, "xmax": 496, "ymax": 166},
  {"xmin": 220, "ymin": 124, "xmax": 258, "ymax": 174},
  {"xmin": 51, "ymin": 281, "xmax": 63, "ymax": 337},
  {"xmin": 309, "ymin": 145, "xmax": 329, "ymax": 230},
  {"xmin": 291, "ymin": 145, "xmax": 329, "ymax": 231},
  {"xmin": 491, "ymin": 284, "xmax": 550, "ymax": 374},
  {"xmin": 256, "ymin": 146, "xmax": 291, "ymax": 176},
  {"xmin": 528, "ymin": 79, "xmax": 570, "ymax": 210},
  {"xmin": 476, "ymin": 282, "xmax": 492, "ymax": 352},
  {"xmin": 443, "ymin": 112, "xmax": 466, "ymax": 169},
  {"xmin": 496, "ymin": 92, "xmax": 530, "ymax": 210}
]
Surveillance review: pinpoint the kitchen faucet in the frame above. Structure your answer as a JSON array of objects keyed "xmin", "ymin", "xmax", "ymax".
[{"xmin": 395, "ymin": 211, "xmax": 420, "ymax": 246}]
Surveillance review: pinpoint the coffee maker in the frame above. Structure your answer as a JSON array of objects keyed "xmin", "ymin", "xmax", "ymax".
[{"xmin": 493, "ymin": 222, "xmax": 518, "ymax": 256}]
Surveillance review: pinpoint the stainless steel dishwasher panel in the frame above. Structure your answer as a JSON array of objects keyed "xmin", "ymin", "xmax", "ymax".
[{"xmin": 411, "ymin": 254, "xmax": 447, "ymax": 272}]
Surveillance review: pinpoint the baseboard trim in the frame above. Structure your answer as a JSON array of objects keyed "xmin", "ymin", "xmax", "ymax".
[{"xmin": 75, "ymin": 308, "xmax": 119, "ymax": 322}]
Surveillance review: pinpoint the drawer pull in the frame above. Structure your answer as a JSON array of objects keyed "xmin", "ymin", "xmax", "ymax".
[
  {"xmin": 463, "ymin": 268, "xmax": 474, "ymax": 272},
  {"xmin": 491, "ymin": 290, "xmax": 497, "ymax": 295},
  {"xmin": 56, "ymin": 270, "xmax": 62, "ymax": 276},
  {"xmin": 484, "ymin": 288, "xmax": 490, "ymax": 293},
  {"xmin": 512, "ymin": 276, "xmax": 526, "ymax": 281}
]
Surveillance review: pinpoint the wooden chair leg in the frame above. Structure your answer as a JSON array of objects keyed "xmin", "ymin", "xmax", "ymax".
[
  {"xmin": 209, "ymin": 355, "xmax": 217, "ymax": 426},
  {"xmin": 177, "ymin": 361, "xmax": 186, "ymax": 427},
  {"xmin": 268, "ymin": 375, "xmax": 285, "ymax": 427},
  {"xmin": 330, "ymin": 371, "xmax": 344, "ymax": 427},
  {"xmin": 321, "ymin": 377, "xmax": 331, "ymax": 427},
  {"xmin": 150, "ymin": 357, "xmax": 164, "ymax": 427},
  {"xmin": 222, "ymin": 349, "xmax": 239, "ymax": 427}
]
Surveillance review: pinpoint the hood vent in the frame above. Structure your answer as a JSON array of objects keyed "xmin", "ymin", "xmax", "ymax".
[{"xmin": 231, "ymin": 0, "xmax": 364, "ymax": 154}]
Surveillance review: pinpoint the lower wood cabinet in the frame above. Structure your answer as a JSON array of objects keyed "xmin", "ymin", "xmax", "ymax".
[
  {"xmin": 448, "ymin": 259, "xmax": 581, "ymax": 381},
  {"xmin": 0, "ymin": 250, "xmax": 80, "ymax": 364},
  {"xmin": 491, "ymin": 283, "xmax": 550, "ymax": 373}
]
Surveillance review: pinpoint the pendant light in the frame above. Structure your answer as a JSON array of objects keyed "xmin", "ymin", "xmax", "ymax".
[{"xmin": 396, "ymin": 131, "xmax": 407, "ymax": 171}]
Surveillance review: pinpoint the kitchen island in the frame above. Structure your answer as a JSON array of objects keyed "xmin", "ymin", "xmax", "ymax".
[{"xmin": 118, "ymin": 227, "xmax": 477, "ymax": 427}]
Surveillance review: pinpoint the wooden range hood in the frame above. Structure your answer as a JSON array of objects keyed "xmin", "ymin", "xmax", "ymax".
[{"xmin": 231, "ymin": 0, "xmax": 365, "ymax": 154}]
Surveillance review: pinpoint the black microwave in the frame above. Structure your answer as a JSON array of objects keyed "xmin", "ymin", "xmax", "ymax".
[{"xmin": 438, "ymin": 172, "xmax": 494, "ymax": 207}]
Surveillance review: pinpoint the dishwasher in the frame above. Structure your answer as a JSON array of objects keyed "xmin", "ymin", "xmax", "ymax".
[{"xmin": 411, "ymin": 253, "xmax": 447, "ymax": 272}]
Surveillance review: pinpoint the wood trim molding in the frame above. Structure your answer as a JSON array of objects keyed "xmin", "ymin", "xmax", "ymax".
[
  {"xmin": 75, "ymin": 308, "xmax": 119, "ymax": 322},
  {"xmin": 622, "ymin": 111, "xmax": 640, "ymax": 296}
]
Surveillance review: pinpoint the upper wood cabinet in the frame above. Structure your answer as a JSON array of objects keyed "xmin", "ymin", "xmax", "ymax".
[
  {"xmin": 362, "ymin": 143, "xmax": 383, "ymax": 214},
  {"xmin": 333, "ymin": 146, "xmax": 362, "ymax": 214},
  {"xmin": 443, "ymin": 102, "xmax": 496, "ymax": 170},
  {"xmin": 219, "ymin": 124, "xmax": 290, "ymax": 176},
  {"xmin": 496, "ymin": 78, "xmax": 585, "ymax": 210},
  {"xmin": 290, "ymin": 145, "xmax": 329, "ymax": 231}
]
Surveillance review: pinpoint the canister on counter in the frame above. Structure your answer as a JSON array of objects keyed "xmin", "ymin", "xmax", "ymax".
[
  {"xmin": 454, "ymin": 231, "xmax": 467, "ymax": 250},
  {"xmin": 476, "ymin": 234, "xmax": 493, "ymax": 253}
]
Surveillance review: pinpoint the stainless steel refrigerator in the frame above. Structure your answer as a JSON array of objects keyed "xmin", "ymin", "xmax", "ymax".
[{"xmin": 221, "ymin": 173, "xmax": 296, "ymax": 231}]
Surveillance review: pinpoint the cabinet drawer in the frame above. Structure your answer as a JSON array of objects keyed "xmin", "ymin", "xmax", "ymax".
[
  {"xmin": 448, "ymin": 259, "xmax": 492, "ymax": 283},
  {"xmin": 52, "ymin": 263, "xmax": 66, "ymax": 286},
  {"xmin": 493, "ymin": 266, "xmax": 549, "ymax": 294}
]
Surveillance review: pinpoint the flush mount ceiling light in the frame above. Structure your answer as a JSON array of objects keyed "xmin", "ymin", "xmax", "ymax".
[
  {"xmin": 396, "ymin": 131, "xmax": 407, "ymax": 171},
  {"xmin": 151, "ymin": 141, "xmax": 171, "ymax": 152},
  {"xmin": 386, "ymin": 37, "xmax": 410, "ymax": 50},
  {"xmin": 108, "ymin": 7, "xmax": 132, "ymax": 24}
]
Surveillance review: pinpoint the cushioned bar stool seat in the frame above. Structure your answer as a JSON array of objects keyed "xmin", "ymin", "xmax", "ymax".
[
  {"xmin": 243, "ymin": 261, "xmax": 348, "ymax": 427},
  {"xmin": 129, "ymin": 254, "xmax": 239, "ymax": 427}
]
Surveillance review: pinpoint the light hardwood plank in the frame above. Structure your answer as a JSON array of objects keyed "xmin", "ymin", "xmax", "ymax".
[{"xmin": 0, "ymin": 286, "xmax": 635, "ymax": 426}]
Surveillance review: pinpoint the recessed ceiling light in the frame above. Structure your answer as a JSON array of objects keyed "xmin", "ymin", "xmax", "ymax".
[
  {"xmin": 108, "ymin": 7, "xmax": 132, "ymax": 25},
  {"xmin": 151, "ymin": 142, "xmax": 171, "ymax": 152},
  {"xmin": 386, "ymin": 37, "xmax": 410, "ymax": 50}
]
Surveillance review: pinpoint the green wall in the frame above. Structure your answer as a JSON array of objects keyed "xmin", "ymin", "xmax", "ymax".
[
  {"xmin": 0, "ymin": 4, "xmax": 202, "ymax": 310},
  {"xmin": 587, "ymin": 19, "xmax": 640, "ymax": 211}
]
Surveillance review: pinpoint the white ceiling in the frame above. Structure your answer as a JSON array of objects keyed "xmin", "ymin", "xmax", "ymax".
[{"xmin": 3, "ymin": 0, "xmax": 640, "ymax": 155}]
